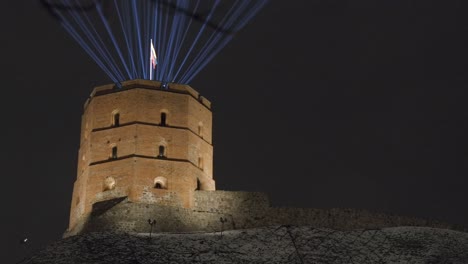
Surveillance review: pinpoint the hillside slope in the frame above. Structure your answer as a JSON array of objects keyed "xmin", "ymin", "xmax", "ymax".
[{"xmin": 30, "ymin": 226, "xmax": 468, "ymax": 264}]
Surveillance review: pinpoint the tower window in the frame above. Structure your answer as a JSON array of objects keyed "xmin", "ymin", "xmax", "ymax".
[
  {"xmin": 154, "ymin": 177, "xmax": 167, "ymax": 189},
  {"xmin": 196, "ymin": 178, "xmax": 201, "ymax": 191},
  {"xmin": 198, "ymin": 156, "xmax": 204, "ymax": 170},
  {"xmin": 111, "ymin": 146, "xmax": 118, "ymax": 159},
  {"xmin": 84, "ymin": 122, "xmax": 89, "ymax": 139},
  {"xmin": 160, "ymin": 112, "xmax": 167, "ymax": 126},
  {"xmin": 112, "ymin": 112, "xmax": 120, "ymax": 127},
  {"xmin": 104, "ymin": 176, "xmax": 116, "ymax": 191},
  {"xmin": 158, "ymin": 145, "xmax": 166, "ymax": 158},
  {"xmin": 198, "ymin": 123, "xmax": 203, "ymax": 138}
]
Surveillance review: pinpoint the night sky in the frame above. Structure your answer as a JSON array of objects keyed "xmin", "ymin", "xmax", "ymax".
[{"xmin": 3, "ymin": 0, "xmax": 468, "ymax": 262}]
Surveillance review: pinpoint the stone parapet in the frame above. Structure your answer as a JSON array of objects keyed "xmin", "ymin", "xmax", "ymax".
[{"xmin": 86, "ymin": 79, "xmax": 211, "ymax": 110}]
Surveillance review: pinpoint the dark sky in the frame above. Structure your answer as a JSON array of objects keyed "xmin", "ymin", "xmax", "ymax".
[{"xmin": 3, "ymin": 0, "xmax": 468, "ymax": 262}]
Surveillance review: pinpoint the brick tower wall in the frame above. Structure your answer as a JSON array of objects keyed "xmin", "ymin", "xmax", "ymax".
[{"xmin": 69, "ymin": 80, "xmax": 214, "ymax": 231}]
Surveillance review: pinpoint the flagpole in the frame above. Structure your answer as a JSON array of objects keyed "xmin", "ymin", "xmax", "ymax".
[{"xmin": 150, "ymin": 39, "xmax": 153, "ymax": 80}]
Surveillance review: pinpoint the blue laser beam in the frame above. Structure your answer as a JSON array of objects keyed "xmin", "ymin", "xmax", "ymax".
[
  {"xmin": 58, "ymin": 12, "xmax": 119, "ymax": 82},
  {"xmin": 179, "ymin": 0, "xmax": 244, "ymax": 82},
  {"xmin": 96, "ymin": 2, "xmax": 132, "ymax": 79},
  {"xmin": 180, "ymin": 0, "xmax": 268, "ymax": 83},
  {"xmin": 48, "ymin": 0, "xmax": 269, "ymax": 85},
  {"xmin": 172, "ymin": 0, "xmax": 222, "ymax": 81},
  {"xmin": 114, "ymin": 0, "xmax": 137, "ymax": 78}
]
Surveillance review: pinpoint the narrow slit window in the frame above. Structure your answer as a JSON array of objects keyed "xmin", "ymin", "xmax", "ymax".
[
  {"xmin": 113, "ymin": 113, "xmax": 120, "ymax": 127},
  {"xmin": 198, "ymin": 124, "xmax": 203, "ymax": 138},
  {"xmin": 196, "ymin": 178, "xmax": 201, "ymax": 191},
  {"xmin": 198, "ymin": 157, "xmax": 204, "ymax": 170},
  {"xmin": 158, "ymin": 145, "xmax": 166, "ymax": 158},
  {"xmin": 161, "ymin": 112, "xmax": 167, "ymax": 126},
  {"xmin": 111, "ymin": 146, "xmax": 118, "ymax": 159}
]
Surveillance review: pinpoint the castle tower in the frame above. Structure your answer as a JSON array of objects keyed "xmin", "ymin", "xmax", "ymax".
[{"xmin": 68, "ymin": 79, "xmax": 215, "ymax": 232}]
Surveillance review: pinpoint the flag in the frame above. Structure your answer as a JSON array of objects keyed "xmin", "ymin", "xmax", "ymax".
[{"xmin": 151, "ymin": 39, "xmax": 157, "ymax": 69}]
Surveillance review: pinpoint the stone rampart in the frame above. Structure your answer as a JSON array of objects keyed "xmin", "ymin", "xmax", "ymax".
[
  {"xmin": 64, "ymin": 190, "xmax": 462, "ymax": 237},
  {"xmin": 193, "ymin": 190, "xmax": 270, "ymax": 213},
  {"xmin": 264, "ymin": 207, "xmax": 454, "ymax": 230}
]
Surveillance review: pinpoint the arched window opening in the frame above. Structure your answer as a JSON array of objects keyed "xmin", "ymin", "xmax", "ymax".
[
  {"xmin": 160, "ymin": 112, "xmax": 167, "ymax": 126},
  {"xmin": 104, "ymin": 176, "xmax": 116, "ymax": 191},
  {"xmin": 158, "ymin": 145, "xmax": 166, "ymax": 158},
  {"xmin": 154, "ymin": 177, "xmax": 167, "ymax": 189},
  {"xmin": 111, "ymin": 146, "xmax": 118, "ymax": 159},
  {"xmin": 112, "ymin": 112, "xmax": 120, "ymax": 127}
]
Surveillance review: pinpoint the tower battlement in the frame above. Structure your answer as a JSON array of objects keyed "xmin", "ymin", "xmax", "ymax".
[
  {"xmin": 69, "ymin": 80, "xmax": 215, "ymax": 232},
  {"xmin": 84, "ymin": 79, "xmax": 212, "ymax": 110}
]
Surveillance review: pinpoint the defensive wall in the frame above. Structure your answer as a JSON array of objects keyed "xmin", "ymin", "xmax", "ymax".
[{"xmin": 64, "ymin": 190, "xmax": 460, "ymax": 237}]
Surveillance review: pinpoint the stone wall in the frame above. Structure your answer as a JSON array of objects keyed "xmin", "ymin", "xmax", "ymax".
[
  {"xmin": 79, "ymin": 198, "xmax": 234, "ymax": 234},
  {"xmin": 264, "ymin": 207, "xmax": 454, "ymax": 230},
  {"xmin": 64, "ymin": 190, "xmax": 461, "ymax": 237},
  {"xmin": 193, "ymin": 191, "xmax": 270, "ymax": 213}
]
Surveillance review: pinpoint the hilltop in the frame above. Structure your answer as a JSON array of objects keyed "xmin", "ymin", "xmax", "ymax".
[{"xmin": 30, "ymin": 226, "xmax": 468, "ymax": 264}]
